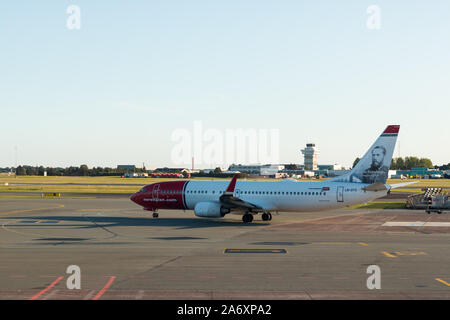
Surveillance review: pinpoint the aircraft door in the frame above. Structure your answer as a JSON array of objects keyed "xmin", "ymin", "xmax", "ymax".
[
  {"xmin": 153, "ymin": 184, "xmax": 160, "ymax": 199},
  {"xmin": 337, "ymin": 186, "xmax": 344, "ymax": 202}
]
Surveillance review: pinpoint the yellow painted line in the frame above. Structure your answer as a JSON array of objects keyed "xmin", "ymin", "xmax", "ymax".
[
  {"xmin": 359, "ymin": 242, "xmax": 369, "ymax": 246},
  {"xmin": 436, "ymin": 278, "xmax": 450, "ymax": 287},
  {"xmin": 77, "ymin": 209, "xmax": 117, "ymax": 212},
  {"xmin": 317, "ymin": 242, "xmax": 351, "ymax": 245},
  {"xmin": 381, "ymin": 251, "xmax": 397, "ymax": 258},
  {"xmin": 1, "ymin": 221, "xmax": 47, "ymax": 237},
  {"xmin": 0, "ymin": 204, "xmax": 65, "ymax": 216},
  {"xmin": 394, "ymin": 251, "xmax": 426, "ymax": 256},
  {"xmin": 224, "ymin": 248, "xmax": 287, "ymax": 254},
  {"xmin": 0, "ymin": 204, "xmax": 65, "ymax": 237}
]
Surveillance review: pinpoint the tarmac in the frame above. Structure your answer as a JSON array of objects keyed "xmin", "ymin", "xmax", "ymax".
[{"xmin": 1, "ymin": 197, "xmax": 450, "ymax": 300}]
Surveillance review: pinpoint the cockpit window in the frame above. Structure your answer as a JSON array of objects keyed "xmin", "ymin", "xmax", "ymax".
[{"xmin": 138, "ymin": 188, "xmax": 146, "ymax": 193}]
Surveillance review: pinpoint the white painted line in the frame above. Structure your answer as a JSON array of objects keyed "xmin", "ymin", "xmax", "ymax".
[{"xmin": 382, "ymin": 221, "xmax": 450, "ymax": 227}]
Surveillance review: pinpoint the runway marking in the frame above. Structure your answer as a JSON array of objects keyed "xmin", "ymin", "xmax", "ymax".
[
  {"xmin": 83, "ymin": 290, "xmax": 97, "ymax": 300},
  {"xmin": 1, "ymin": 204, "xmax": 65, "ymax": 237},
  {"xmin": 383, "ymin": 221, "xmax": 450, "ymax": 227},
  {"xmin": 232, "ymin": 276, "xmax": 248, "ymax": 279},
  {"xmin": 10, "ymin": 275, "xmax": 27, "ymax": 278},
  {"xmin": 78, "ymin": 209, "xmax": 118, "ymax": 212},
  {"xmin": 0, "ymin": 204, "xmax": 65, "ymax": 216},
  {"xmin": 92, "ymin": 276, "xmax": 116, "ymax": 300},
  {"xmin": 333, "ymin": 277, "xmax": 348, "ymax": 280},
  {"xmin": 265, "ymin": 276, "xmax": 282, "ymax": 279},
  {"xmin": 1, "ymin": 221, "xmax": 48, "ymax": 237},
  {"xmin": 167, "ymin": 275, "xmax": 184, "ymax": 279},
  {"xmin": 381, "ymin": 251, "xmax": 397, "ymax": 258},
  {"xmin": 199, "ymin": 276, "xmax": 216, "ymax": 279},
  {"xmin": 359, "ymin": 242, "xmax": 369, "ymax": 246},
  {"xmin": 136, "ymin": 290, "xmax": 145, "ymax": 299},
  {"xmin": 36, "ymin": 220, "xmax": 61, "ymax": 224},
  {"xmin": 224, "ymin": 248, "xmax": 287, "ymax": 254},
  {"xmin": 394, "ymin": 251, "xmax": 426, "ymax": 256},
  {"xmin": 263, "ymin": 212, "xmax": 362, "ymax": 229},
  {"xmin": 435, "ymin": 278, "xmax": 450, "ymax": 287},
  {"xmin": 317, "ymin": 242, "xmax": 351, "ymax": 245},
  {"xmin": 29, "ymin": 276, "xmax": 64, "ymax": 300}
]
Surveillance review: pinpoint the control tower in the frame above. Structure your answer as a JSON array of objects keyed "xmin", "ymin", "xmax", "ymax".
[{"xmin": 301, "ymin": 143, "xmax": 319, "ymax": 170}]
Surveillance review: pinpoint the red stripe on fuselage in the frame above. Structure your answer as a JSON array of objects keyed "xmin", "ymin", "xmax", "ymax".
[{"xmin": 131, "ymin": 180, "xmax": 188, "ymax": 211}]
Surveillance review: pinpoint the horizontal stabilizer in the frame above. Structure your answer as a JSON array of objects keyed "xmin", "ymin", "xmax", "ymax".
[
  {"xmin": 389, "ymin": 181, "xmax": 419, "ymax": 189},
  {"xmin": 362, "ymin": 183, "xmax": 388, "ymax": 192}
]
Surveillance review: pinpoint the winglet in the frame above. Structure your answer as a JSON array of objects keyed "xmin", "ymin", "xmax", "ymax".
[{"xmin": 225, "ymin": 174, "xmax": 239, "ymax": 193}]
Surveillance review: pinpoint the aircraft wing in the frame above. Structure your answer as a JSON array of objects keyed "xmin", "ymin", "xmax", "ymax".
[
  {"xmin": 219, "ymin": 174, "xmax": 264, "ymax": 212},
  {"xmin": 388, "ymin": 181, "xmax": 419, "ymax": 189}
]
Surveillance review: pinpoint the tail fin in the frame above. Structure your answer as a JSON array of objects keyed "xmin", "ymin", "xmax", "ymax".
[{"xmin": 330, "ymin": 125, "xmax": 400, "ymax": 184}]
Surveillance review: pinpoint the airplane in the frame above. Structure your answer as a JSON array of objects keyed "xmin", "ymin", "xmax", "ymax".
[{"xmin": 130, "ymin": 125, "xmax": 416, "ymax": 223}]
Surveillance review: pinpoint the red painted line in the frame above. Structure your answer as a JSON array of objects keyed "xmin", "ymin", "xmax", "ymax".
[
  {"xmin": 29, "ymin": 276, "xmax": 64, "ymax": 300},
  {"xmin": 167, "ymin": 276, "xmax": 184, "ymax": 279},
  {"xmin": 92, "ymin": 276, "xmax": 116, "ymax": 300}
]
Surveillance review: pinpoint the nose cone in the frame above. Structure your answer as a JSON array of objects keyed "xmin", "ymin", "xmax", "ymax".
[{"xmin": 130, "ymin": 193, "xmax": 138, "ymax": 204}]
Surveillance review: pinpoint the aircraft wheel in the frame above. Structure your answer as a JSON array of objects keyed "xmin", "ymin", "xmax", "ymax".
[
  {"xmin": 242, "ymin": 213, "xmax": 253, "ymax": 223},
  {"xmin": 262, "ymin": 213, "xmax": 269, "ymax": 221},
  {"xmin": 268, "ymin": 213, "xmax": 272, "ymax": 221},
  {"xmin": 152, "ymin": 212, "xmax": 159, "ymax": 218}
]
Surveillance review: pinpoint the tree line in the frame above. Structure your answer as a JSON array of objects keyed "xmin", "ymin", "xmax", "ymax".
[
  {"xmin": 352, "ymin": 156, "xmax": 439, "ymax": 170},
  {"xmin": 12, "ymin": 165, "xmax": 147, "ymax": 176}
]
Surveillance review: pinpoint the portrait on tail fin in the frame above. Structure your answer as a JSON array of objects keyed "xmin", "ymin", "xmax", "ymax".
[
  {"xmin": 350, "ymin": 146, "xmax": 389, "ymax": 184},
  {"xmin": 330, "ymin": 125, "xmax": 399, "ymax": 185}
]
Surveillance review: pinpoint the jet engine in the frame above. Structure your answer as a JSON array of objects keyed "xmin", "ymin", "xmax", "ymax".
[{"xmin": 194, "ymin": 202, "xmax": 230, "ymax": 218}]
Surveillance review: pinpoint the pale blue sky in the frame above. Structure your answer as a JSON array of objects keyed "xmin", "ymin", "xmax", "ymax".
[{"xmin": 1, "ymin": 1, "xmax": 449, "ymax": 169}]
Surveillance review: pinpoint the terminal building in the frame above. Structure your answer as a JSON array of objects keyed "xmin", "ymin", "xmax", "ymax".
[{"xmin": 227, "ymin": 164, "xmax": 285, "ymax": 176}]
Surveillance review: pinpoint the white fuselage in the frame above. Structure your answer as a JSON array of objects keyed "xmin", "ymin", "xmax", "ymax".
[{"xmin": 184, "ymin": 179, "xmax": 386, "ymax": 212}]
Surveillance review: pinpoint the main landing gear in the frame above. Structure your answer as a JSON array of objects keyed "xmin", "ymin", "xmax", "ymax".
[
  {"xmin": 261, "ymin": 212, "xmax": 272, "ymax": 221},
  {"xmin": 152, "ymin": 212, "xmax": 159, "ymax": 218},
  {"xmin": 242, "ymin": 212, "xmax": 273, "ymax": 223},
  {"xmin": 242, "ymin": 213, "xmax": 253, "ymax": 223}
]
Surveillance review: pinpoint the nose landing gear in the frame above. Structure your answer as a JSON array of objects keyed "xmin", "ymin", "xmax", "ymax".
[{"xmin": 152, "ymin": 212, "xmax": 159, "ymax": 218}]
